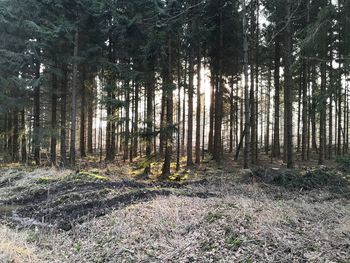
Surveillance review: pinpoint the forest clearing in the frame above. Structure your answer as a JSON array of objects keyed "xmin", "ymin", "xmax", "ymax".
[
  {"xmin": 0, "ymin": 160, "xmax": 349, "ymax": 262},
  {"xmin": 1, "ymin": 0, "xmax": 350, "ymax": 262}
]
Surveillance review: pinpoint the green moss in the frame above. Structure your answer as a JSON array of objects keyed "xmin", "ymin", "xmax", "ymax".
[
  {"xmin": 224, "ymin": 226, "xmax": 244, "ymax": 248},
  {"xmin": 206, "ymin": 211, "xmax": 224, "ymax": 223},
  {"xmin": 66, "ymin": 171, "xmax": 110, "ymax": 182},
  {"xmin": 36, "ymin": 177, "xmax": 58, "ymax": 185},
  {"xmin": 226, "ymin": 236, "xmax": 243, "ymax": 248}
]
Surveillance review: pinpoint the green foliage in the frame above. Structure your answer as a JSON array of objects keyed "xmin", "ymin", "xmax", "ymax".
[
  {"xmin": 206, "ymin": 211, "xmax": 224, "ymax": 223},
  {"xmin": 224, "ymin": 226, "xmax": 243, "ymax": 248}
]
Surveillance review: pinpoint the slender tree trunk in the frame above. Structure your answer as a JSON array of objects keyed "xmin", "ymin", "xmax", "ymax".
[
  {"xmin": 213, "ymin": 3, "xmax": 224, "ymax": 163},
  {"xmin": 297, "ymin": 72, "xmax": 302, "ymax": 152},
  {"xmin": 208, "ymin": 72, "xmax": 215, "ymax": 153},
  {"xmin": 284, "ymin": 0, "xmax": 294, "ymax": 168},
  {"xmin": 337, "ymin": 75, "xmax": 342, "ymax": 155},
  {"xmin": 70, "ymin": 31, "xmax": 79, "ymax": 165},
  {"xmin": 195, "ymin": 49, "xmax": 201, "ymax": 164},
  {"xmin": 51, "ymin": 67, "xmax": 58, "ymax": 164},
  {"xmin": 80, "ymin": 71, "xmax": 86, "ymax": 158},
  {"xmin": 301, "ymin": 59, "xmax": 308, "ymax": 161},
  {"xmin": 242, "ymin": 0, "xmax": 250, "ymax": 168},
  {"xmin": 181, "ymin": 57, "xmax": 187, "ymax": 156},
  {"xmin": 33, "ymin": 59, "xmax": 41, "ymax": 165},
  {"xmin": 87, "ymin": 79, "xmax": 95, "ymax": 154},
  {"xmin": 311, "ymin": 67, "xmax": 318, "ymax": 153},
  {"xmin": 254, "ymin": 0, "xmax": 260, "ymax": 161},
  {"xmin": 12, "ymin": 111, "xmax": 19, "ymax": 162},
  {"xmin": 159, "ymin": 86, "xmax": 166, "ymax": 157},
  {"xmin": 162, "ymin": 38, "xmax": 173, "ymax": 178},
  {"xmin": 21, "ymin": 109, "xmax": 27, "ymax": 163},
  {"xmin": 250, "ymin": 0, "xmax": 256, "ymax": 164},
  {"xmin": 60, "ymin": 65, "xmax": 68, "ymax": 165},
  {"xmin": 273, "ymin": 35, "xmax": 281, "ymax": 158},
  {"xmin": 176, "ymin": 41, "xmax": 182, "ymax": 171},
  {"xmin": 133, "ymin": 83, "xmax": 139, "ymax": 158},
  {"xmin": 123, "ymin": 83, "xmax": 130, "ymax": 162},
  {"xmin": 187, "ymin": 46, "xmax": 194, "ymax": 166},
  {"xmin": 144, "ymin": 68, "xmax": 154, "ymax": 175},
  {"xmin": 265, "ymin": 64, "xmax": 272, "ymax": 154},
  {"xmin": 328, "ymin": 40, "xmax": 334, "ymax": 159},
  {"xmin": 319, "ymin": 60, "xmax": 327, "ymax": 164},
  {"xmin": 229, "ymin": 78, "xmax": 234, "ymax": 153}
]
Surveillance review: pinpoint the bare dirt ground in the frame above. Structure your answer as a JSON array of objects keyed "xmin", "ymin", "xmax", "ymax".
[{"xmin": 0, "ymin": 162, "xmax": 349, "ymax": 263}]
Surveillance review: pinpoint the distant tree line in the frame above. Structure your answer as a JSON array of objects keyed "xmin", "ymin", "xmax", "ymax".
[{"xmin": 0, "ymin": 0, "xmax": 349, "ymax": 176}]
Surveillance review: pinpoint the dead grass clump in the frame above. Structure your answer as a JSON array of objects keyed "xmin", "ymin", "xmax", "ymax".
[{"xmin": 0, "ymin": 226, "xmax": 42, "ymax": 263}]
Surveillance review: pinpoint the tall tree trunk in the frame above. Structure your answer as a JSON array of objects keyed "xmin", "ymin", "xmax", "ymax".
[
  {"xmin": 311, "ymin": 67, "xmax": 318, "ymax": 153},
  {"xmin": 80, "ymin": 71, "xmax": 86, "ymax": 158},
  {"xmin": 254, "ymin": 0, "xmax": 260, "ymax": 161},
  {"xmin": 181, "ymin": 56, "xmax": 187, "ymax": 156},
  {"xmin": 328, "ymin": 38, "xmax": 334, "ymax": 159},
  {"xmin": 284, "ymin": 0, "xmax": 294, "ymax": 168},
  {"xmin": 229, "ymin": 78, "xmax": 234, "ymax": 153},
  {"xmin": 87, "ymin": 78, "xmax": 95, "ymax": 154},
  {"xmin": 208, "ymin": 72, "xmax": 215, "ymax": 153},
  {"xmin": 70, "ymin": 31, "xmax": 79, "ymax": 165},
  {"xmin": 21, "ymin": 109, "xmax": 27, "ymax": 163},
  {"xmin": 243, "ymin": 0, "xmax": 250, "ymax": 168},
  {"xmin": 301, "ymin": 60, "xmax": 308, "ymax": 161},
  {"xmin": 297, "ymin": 72, "xmax": 302, "ymax": 152},
  {"xmin": 159, "ymin": 86, "xmax": 166, "ymax": 157},
  {"xmin": 33, "ymin": 59, "xmax": 41, "ymax": 165},
  {"xmin": 213, "ymin": 2, "xmax": 224, "ymax": 163},
  {"xmin": 162, "ymin": 38, "xmax": 173, "ymax": 178},
  {"xmin": 319, "ymin": 60, "xmax": 327, "ymax": 164},
  {"xmin": 145, "ymin": 68, "xmax": 154, "ymax": 175},
  {"xmin": 176, "ymin": 40, "xmax": 182, "ymax": 171},
  {"xmin": 133, "ymin": 83, "xmax": 139, "ymax": 158},
  {"xmin": 51, "ymin": 67, "xmax": 58, "ymax": 164},
  {"xmin": 123, "ymin": 83, "xmax": 130, "ymax": 162},
  {"xmin": 60, "ymin": 65, "xmax": 68, "ymax": 165},
  {"xmin": 12, "ymin": 111, "xmax": 19, "ymax": 162},
  {"xmin": 265, "ymin": 64, "xmax": 272, "ymax": 154},
  {"xmin": 250, "ymin": 0, "xmax": 256, "ymax": 164},
  {"xmin": 187, "ymin": 46, "xmax": 194, "ymax": 166},
  {"xmin": 195, "ymin": 48, "xmax": 201, "ymax": 164},
  {"xmin": 273, "ymin": 35, "xmax": 281, "ymax": 158}
]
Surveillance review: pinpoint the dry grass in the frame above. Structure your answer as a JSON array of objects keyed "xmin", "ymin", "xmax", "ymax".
[
  {"xmin": 36, "ymin": 182, "xmax": 350, "ymax": 263},
  {"xmin": 0, "ymin": 167, "xmax": 349, "ymax": 262},
  {"xmin": 0, "ymin": 226, "xmax": 43, "ymax": 263}
]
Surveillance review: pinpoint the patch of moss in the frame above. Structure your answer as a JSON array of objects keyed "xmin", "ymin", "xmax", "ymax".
[
  {"xmin": 224, "ymin": 226, "xmax": 243, "ymax": 248},
  {"xmin": 66, "ymin": 172, "xmax": 110, "ymax": 182},
  {"xmin": 206, "ymin": 211, "xmax": 224, "ymax": 223},
  {"xmin": 36, "ymin": 177, "xmax": 58, "ymax": 185}
]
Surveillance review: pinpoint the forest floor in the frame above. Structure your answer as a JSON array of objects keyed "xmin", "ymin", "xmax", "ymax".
[{"xmin": 0, "ymin": 157, "xmax": 349, "ymax": 263}]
